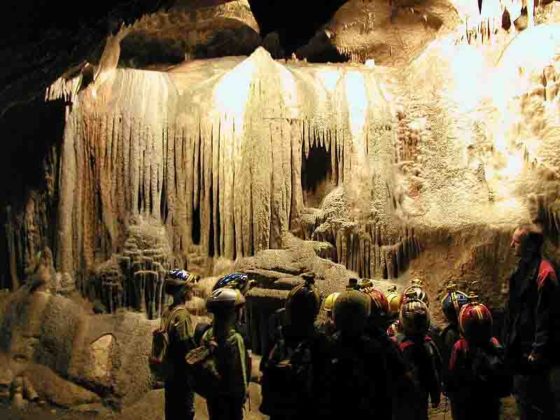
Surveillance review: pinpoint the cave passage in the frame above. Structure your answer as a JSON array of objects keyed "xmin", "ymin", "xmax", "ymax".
[{"xmin": 301, "ymin": 143, "xmax": 336, "ymax": 208}]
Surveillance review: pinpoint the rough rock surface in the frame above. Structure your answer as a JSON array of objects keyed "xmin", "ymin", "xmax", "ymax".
[
  {"xmin": 120, "ymin": 0, "xmax": 261, "ymax": 67},
  {"xmin": 3, "ymin": 0, "xmax": 560, "ymax": 414}
]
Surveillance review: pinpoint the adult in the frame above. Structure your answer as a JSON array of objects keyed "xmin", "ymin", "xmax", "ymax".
[{"xmin": 503, "ymin": 224, "xmax": 560, "ymax": 419}]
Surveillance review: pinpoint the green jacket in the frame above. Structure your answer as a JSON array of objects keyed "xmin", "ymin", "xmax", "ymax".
[
  {"xmin": 163, "ymin": 305, "xmax": 195, "ymax": 378},
  {"xmin": 202, "ymin": 327, "xmax": 250, "ymax": 399}
]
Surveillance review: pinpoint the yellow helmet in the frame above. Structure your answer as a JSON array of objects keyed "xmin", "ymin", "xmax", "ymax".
[
  {"xmin": 324, "ymin": 292, "xmax": 341, "ymax": 313},
  {"xmin": 386, "ymin": 285, "xmax": 402, "ymax": 315}
]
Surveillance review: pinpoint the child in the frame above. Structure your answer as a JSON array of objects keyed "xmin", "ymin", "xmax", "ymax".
[
  {"xmin": 446, "ymin": 294, "xmax": 511, "ymax": 420},
  {"xmin": 392, "ymin": 292, "xmax": 442, "ymax": 420},
  {"xmin": 439, "ymin": 283, "xmax": 469, "ymax": 372},
  {"xmin": 203, "ymin": 288, "xmax": 250, "ymax": 420},
  {"xmin": 316, "ymin": 292, "xmax": 340, "ymax": 336}
]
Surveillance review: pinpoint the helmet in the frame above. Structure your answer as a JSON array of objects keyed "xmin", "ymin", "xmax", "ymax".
[
  {"xmin": 458, "ymin": 294, "xmax": 493, "ymax": 345},
  {"xmin": 212, "ymin": 272, "xmax": 253, "ymax": 295},
  {"xmin": 402, "ymin": 279, "xmax": 429, "ymax": 307},
  {"xmin": 333, "ymin": 290, "xmax": 371, "ymax": 335},
  {"xmin": 285, "ymin": 275, "xmax": 321, "ymax": 324},
  {"xmin": 324, "ymin": 292, "xmax": 340, "ymax": 313},
  {"xmin": 386, "ymin": 285, "xmax": 403, "ymax": 315},
  {"xmin": 346, "ymin": 277, "xmax": 359, "ymax": 290},
  {"xmin": 164, "ymin": 269, "xmax": 199, "ymax": 295},
  {"xmin": 400, "ymin": 292, "xmax": 430, "ymax": 336},
  {"xmin": 361, "ymin": 287, "xmax": 389, "ymax": 315},
  {"xmin": 357, "ymin": 278, "xmax": 374, "ymax": 290},
  {"xmin": 441, "ymin": 283, "xmax": 469, "ymax": 324},
  {"xmin": 206, "ymin": 287, "xmax": 245, "ymax": 313}
]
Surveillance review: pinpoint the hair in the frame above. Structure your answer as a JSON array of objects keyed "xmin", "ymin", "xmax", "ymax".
[{"xmin": 516, "ymin": 223, "xmax": 544, "ymax": 254}]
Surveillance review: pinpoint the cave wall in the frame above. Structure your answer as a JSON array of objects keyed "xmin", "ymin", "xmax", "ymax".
[{"xmin": 42, "ymin": 48, "xmax": 398, "ymax": 317}]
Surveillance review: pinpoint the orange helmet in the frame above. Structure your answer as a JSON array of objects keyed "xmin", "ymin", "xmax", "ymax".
[{"xmin": 361, "ymin": 287, "xmax": 389, "ymax": 315}]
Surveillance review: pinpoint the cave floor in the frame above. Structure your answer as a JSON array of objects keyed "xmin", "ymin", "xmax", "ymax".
[{"xmin": 0, "ymin": 390, "xmax": 519, "ymax": 419}]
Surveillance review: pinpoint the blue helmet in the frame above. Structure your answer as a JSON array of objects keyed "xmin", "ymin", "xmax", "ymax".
[
  {"xmin": 441, "ymin": 283, "xmax": 469, "ymax": 324},
  {"xmin": 164, "ymin": 269, "xmax": 199, "ymax": 295},
  {"xmin": 212, "ymin": 272, "xmax": 253, "ymax": 295}
]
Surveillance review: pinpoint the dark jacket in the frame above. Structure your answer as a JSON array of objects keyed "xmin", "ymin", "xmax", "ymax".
[
  {"xmin": 503, "ymin": 257, "xmax": 560, "ymax": 369},
  {"xmin": 392, "ymin": 333, "xmax": 442, "ymax": 420},
  {"xmin": 259, "ymin": 323, "xmax": 330, "ymax": 419},
  {"xmin": 446, "ymin": 337, "xmax": 511, "ymax": 420},
  {"xmin": 318, "ymin": 332, "xmax": 392, "ymax": 420},
  {"xmin": 440, "ymin": 323, "xmax": 461, "ymax": 380}
]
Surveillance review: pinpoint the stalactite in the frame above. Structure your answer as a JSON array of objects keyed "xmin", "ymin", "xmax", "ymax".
[{"xmin": 46, "ymin": 50, "xmax": 403, "ymax": 313}]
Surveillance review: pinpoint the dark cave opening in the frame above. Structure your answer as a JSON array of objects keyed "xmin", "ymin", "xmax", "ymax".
[
  {"xmin": 0, "ymin": 98, "xmax": 66, "ymax": 289},
  {"xmin": 248, "ymin": 0, "xmax": 348, "ymax": 54},
  {"xmin": 301, "ymin": 144, "xmax": 336, "ymax": 208}
]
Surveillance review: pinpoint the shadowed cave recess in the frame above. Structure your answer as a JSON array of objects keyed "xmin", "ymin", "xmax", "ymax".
[{"xmin": 1, "ymin": 0, "xmax": 560, "ymax": 416}]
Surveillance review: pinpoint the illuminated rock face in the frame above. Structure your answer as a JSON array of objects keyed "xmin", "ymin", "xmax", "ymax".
[
  {"xmin": 2, "ymin": 1, "xmax": 560, "ymax": 411},
  {"xmin": 52, "ymin": 47, "xmax": 398, "ymax": 316},
  {"xmin": 24, "ymin": 18, "xmax": 560, "ymax": 316}
]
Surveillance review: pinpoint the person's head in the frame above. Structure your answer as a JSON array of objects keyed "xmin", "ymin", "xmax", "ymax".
[
  {"xmin": 212, "ymin": 272, "xmax": 254, "ymax": 295},
  {"xmin": 511, "ymin": 223, "xmax": 544, "ymax": 259},
  {"xmin": 346, "ymin": 277, "xmax": 359, "ymax": 290},
  {"xmin": 402, "ymin": 279, "xmax": 430, "ymax": 307},
  {"xmin": 285, "ymin": 276, "xmax": 321, "ymax": 326},
  {"xmin": 458, "ymin": 295, "xmax": 493, "ymax": 346},
  {"xmin": 386, "ymin": 285, "xmax": 403, "ymax": 316},
  {"xmin": 361, "ymin": 287, "xmax": 389, "ymax": 326},
  {"xmin": 333, "ymin": 290, "xmax": 371, "ymax": 336},
  {"xmin": 441, "ymin": 283, "xmax": 469, "ymax": 325},
  {"xmin": 206, "ymin": 287, "xmax": 245, "ymax": 324},
  {"xmin": 400, "ymin": 293, "xmax": 430, "ymax": 336},
  {"xmin": 164, "ymin": 269, "xmax": 199, "ymax": 302},
  {"xmin": 323, "ymin": 292, "xmax": 341, "ymax": 320}
]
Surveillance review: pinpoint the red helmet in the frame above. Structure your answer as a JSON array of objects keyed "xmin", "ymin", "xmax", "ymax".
[
  {"xmin": 361, "ymin": 287, "xmax": 389, "ymax": 315},
  {"xmin": 458, "ymin": 294, "xmax": 493, "ymax": 345}
]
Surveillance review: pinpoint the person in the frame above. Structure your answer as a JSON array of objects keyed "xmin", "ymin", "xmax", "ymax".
[
  {"xmin": 392, "ymin": 292, "xmax": 441, "ymax": 420},
  {"xmin": 439, "ymin": 283, "xmax": 469, "ymax": 373},
  {"xmin": 446, "ymin": 294, "xmax": 511, "ymax": 420},
  {"xmin": 361, "ymin": 286, "xmax": 409, "ymax": 420},
  {"xmin": 212, "ymin": 272, "xmax": 254, "ymax": 346},
  {"xmin": 316, "ymin": 292, "xmax": 340, "ymax": 336},
  {"xmin": 161, "ymin": 269, "xmax": 198, "ymax": 420},
  {"xmin": 502, "ymin": 223, "xmax": 560, "ymax": 419},
  {"xmin": 387, "ymin": 279, "xmax": 431, "ymax": 338},
  {"xmin": 260, "ymin": 273, "xmax": 328, "ymax": 419},
  {"xmin": 203, "ymin": 287, "xmax": 250, "ymax": 420},
  {"xmin": 318, "ymin": 290, "xmax": 392, "ymax": 419}
]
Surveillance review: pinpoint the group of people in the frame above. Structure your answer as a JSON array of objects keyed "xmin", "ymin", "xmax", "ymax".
[{"xmin": 150, "ymin": 223, "xmax": 560, "ymax": 420}]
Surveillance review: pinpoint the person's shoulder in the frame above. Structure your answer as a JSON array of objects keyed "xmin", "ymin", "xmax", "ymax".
[
  {"xmin": 452, "ymin": 337, "xmax": 469, "ymax": 353},
  {"xmin": 538, "ymin": 259, "xmax": 558, "ymax": 288},
  {"xmin": 171, "ymin": 305, "xmax": 191, "ymax": 321}
]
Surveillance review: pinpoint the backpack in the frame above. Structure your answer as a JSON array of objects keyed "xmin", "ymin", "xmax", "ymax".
[
  {"xmin": 185, "ymin": 335, "xmax": 221, "ymax": 400},
  {"xmin": 149, "ymin": 306, "xmax": 187, "ymax": 381},
  {"xmin": 470, "ymin": 340, "xmax": 512, "ymax": 398},
  {"xmin": 260, "ymin": 332, "xmax": 314, "ymax": 415}
]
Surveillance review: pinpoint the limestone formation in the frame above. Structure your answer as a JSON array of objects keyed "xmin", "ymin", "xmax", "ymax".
[{"xmin": 3, "ymin": 0, "xmax": 560, "ymax": 414}]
